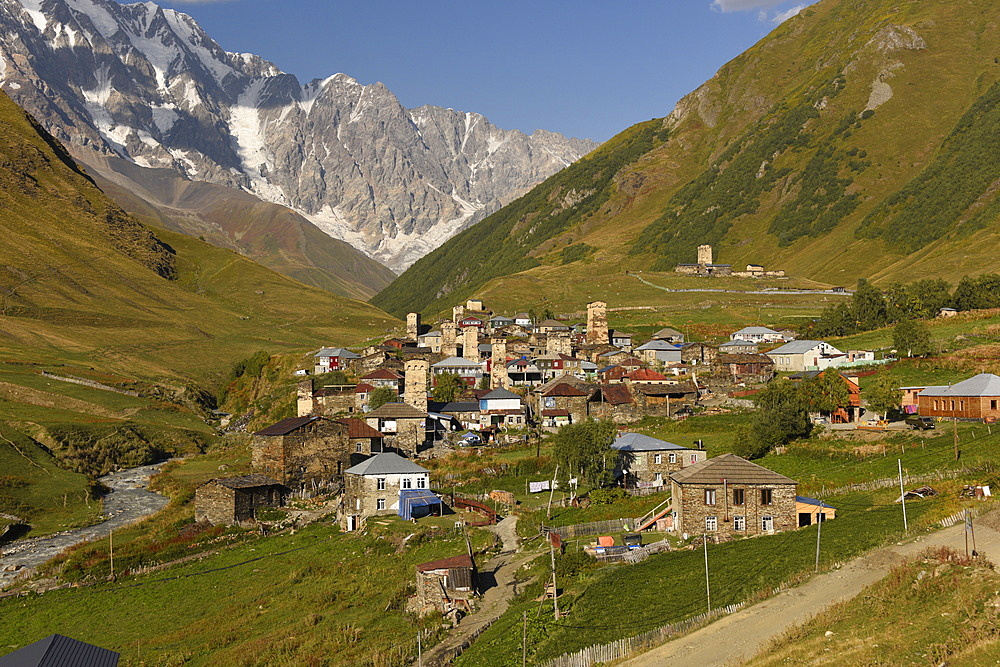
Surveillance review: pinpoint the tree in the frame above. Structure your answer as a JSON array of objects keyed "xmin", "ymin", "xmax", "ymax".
[
  {"xmin": 432, "ymin": 372, "xmax": 466, "ymax": 402},
  {"xmin": 893, "ymin": 319, "xmax": 934, "ymax": 357},
  {"xmin": 732, "ymin": 380, "xmax": 812, "ymax": 459},
  {"xmin": 801, "ymin": 371, "xmax": 850, "ymax": 414},
  {"xmin": 312, "ymin": 370, "xmax": 348, "ymax": 391},
  {"xmin": 852, "ymin": 278, "xmax": 889, "ymax": 330},
  {"xmin": 551, "ymin": 419, "xmax": 617, "ymax": 487},
  {"xmin": 368, "ymin": 386, "xmax": 397, "ymax": 411},
  {"xmin": 865, "ymin": 371, "xmax": 902, "ymax": 420},
  {"xmin": 476, "ymin": 374, "xmax": 491, "ymax": 390}
]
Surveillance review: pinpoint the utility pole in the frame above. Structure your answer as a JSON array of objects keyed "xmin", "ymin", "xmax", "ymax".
[
  {"xmin": 546, "ymin": 464, "xmax": 559, "ymax": 519},
  {"xmin": 965, "ymin": 509, "xmax": 971, "ymax": 559},
  {"xmin": 703, "ymin": 534, "xmax": 711, "ymax": 614},
  {"xmin": 109, "ymin": 528, "xmax": 115, "ymax": 580},
  {"xmin": 417, "ymin": 632, "xmax": 422, "ymax": 667},
  {"xmin": 954, "ymin": 417, "xmax": 960, "ymax": 460},
  {"xmin": 522, "ymin": 611, "xmax": 528, "ymax": 667},
  {"xmin": 550, "ymin": 539, "xmax": 560, "ymax": 620},
  {"xmin": 898, "ymin": 459, "xmax": 908, "ymax": 531},
  {"xmin": 815, "ymin": 511, "xmax": 822, "ymax": 572}
]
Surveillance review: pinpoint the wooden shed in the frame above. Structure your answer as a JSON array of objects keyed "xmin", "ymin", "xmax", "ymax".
[{"xmin": 415, "ymin": 554, "xmax": 477, "ymax": 613}]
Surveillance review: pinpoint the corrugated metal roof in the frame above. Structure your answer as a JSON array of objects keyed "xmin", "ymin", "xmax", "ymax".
[
  {"xmin": 0, "ymin": 634, "xmax": 120, "ymax": 667},
  {"xmin": 481, "ymin": 388, "xmax": 520, "ymax": 400},
  {"xmin": 543, "ymin": 383, "xmax": 589, "ymax": 397},
  {"xmin": 766, "ymin": 340, "xmax": 833, "ymax": 355},
  {"xmin": 918, "ymin": 373, "xmax": 1000, "ymax": 397},
  {"xmin": 612, "ymin": 433, "xmax": 690, "ymax": 452},
  {"xmin": 314, "ymin": 347, "xmax": 360, "ymax": 358},
  {"xmin": 334, "ymin": 418, "xmax": 384, "ymax": 439},
  {"xmin": 362, "ymin": 368, "xmax": 403, "ymax": 380},
  {"xmin": 670, "ymin": 454, "xmax": 796, "ymax": 485},
  {"xmin": 212, "ymin": 475, "xmax": 285, "ymax": 490},
  {"xmin": 417, "ymin": 554, "xmax": 475, "ymax": 572},
  {"xmin": 797, "ymin": 495, "xmax": 837, "ymax": 510},
  {"xmin": 345, "ymin": 452, "xmax": 429, "ymax": 476},
  {"xmin": 432, "ymin": 356, "xmax": 483, "ymax": 368},
  {"xmin": 733, "ymin": 326, "xmax": 779, "ymax": 335},
  {"xmin": 253, "ymin": 416, "xmax": 321, "ymax": 436},
  {"xmin": 597, "ymin": 384, "xmax": 634, "ymax": 405}
]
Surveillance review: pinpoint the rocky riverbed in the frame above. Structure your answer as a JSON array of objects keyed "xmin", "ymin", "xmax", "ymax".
[{"xmin": 0, "ymin": 461, "xmax": 171, "ymax": 588}]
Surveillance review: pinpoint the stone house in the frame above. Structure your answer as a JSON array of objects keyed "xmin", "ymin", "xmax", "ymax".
[
  {"xmin": 335, "ymin": 417, "xmax": 386, "ymax": 459},
  {"xmin": 587, "ymin": 384, "xmax": 641, "ymax": 423},
  {"xmin": 609, "ymin": 330, "xmax": 634, "ymax": 351},
  {"xmin": 252, "ymin": 416, "xmax": 355, "ymax": 487},
  {"xmin": 714, "ymin": 354, "xmax": 775, "ymax": 385},
  {"xmin": 634, "ymin": 340, "xmax": 683, "ymax": 365},
  {"xmin": 632, "ymin": 381, "xmax": 698, "ymax": 417},
  {"xmin": 679, "ymin": 342, "xmax": 718, "ymax": 365},
  {"xmin": 670, "ymin": 454, "xmax": 797, "ymax": 541},
  {"xmin": 415, "ymin": 554, "xmax": 477, "ymax": 614},
  {"xmin": 651, "ymin": 327, "xmax": 685, "ymax": 344},
  {"xmin": 313, "ymin": 384, "xmax": 363, "ymax": 416},
  {"xmin": 506, "ymin": 358, "xmax": 543, "ymax": 386},
  {"xmin": 361, "ymin": 368, "xmax": 404, "ymax": 392},
  {"xmin": 418, "ymin": 330, "xmax": 443, "ymax": 354},
  {"xmin": 365, "ymin": 402, "xmax": 430, "ymax": 455},
  {"xmin": 536, "ymin": 319, "xmax": 571, "ymax": 334},
  {"xmin": 537, "ymin": 380, "xmax": 592, "ymax": 424},
  {"xmin": 428, "ymin": 400, "xmax": 481, "ymax": 432},
  {"xmin": 719, "ymin": 339, "xmax": 758, "ymax": 355},
  {"xmin": 342, "ymin": 453, "xmax": 433, "ymax": 530},
  {"xmin": 431, "ymin": 356, "xmax": 485, "ymax": 385},
  {"xmin": 917, "ymin": 373, "xmax": 1000, "ymax": 421},
  {"xmin": 612, "ymin": 433, "xmax": 706, "ymax": 489},
  {"xmin": 195, "ymin": 474, "xmax": 288, "ymax": 525}
]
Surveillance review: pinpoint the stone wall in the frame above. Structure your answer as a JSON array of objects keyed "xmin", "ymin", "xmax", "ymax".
[{"xmin": 672, "ymin": 479, "xmax": 797, "ymax": 540}]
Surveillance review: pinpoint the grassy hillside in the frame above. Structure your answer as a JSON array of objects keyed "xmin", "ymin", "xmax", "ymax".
[
  {"xmin": 79, "ymin": 153, "xmax": 397, "ymax": 301},
  {"xmin": 374, "ymin": 0, "xmax": 999, "ymax": 317}
]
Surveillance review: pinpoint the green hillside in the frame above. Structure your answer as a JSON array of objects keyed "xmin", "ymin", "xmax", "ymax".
[{"xmin": 373, "ymin": 0, "xmax": 999, "ymax": 317}]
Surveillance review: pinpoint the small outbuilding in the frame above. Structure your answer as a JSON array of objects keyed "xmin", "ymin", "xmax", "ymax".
[
  {"xmin": 795, "ymin": 496, "xmax": 837, "ymax": 527},
  {"xmin": 0, "ymin": 634, "xmax": 119, "ymax": 667},
  {"xmin": 195, "ymin": 474, "xmax": 289, "ymax": 525},
  {"xmin": 415, "ymin": 554, "xmax": 478, "ymax": 614}
]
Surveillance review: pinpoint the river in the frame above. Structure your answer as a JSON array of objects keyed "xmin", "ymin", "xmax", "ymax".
[{"xmin": 0, "ymin": 460, "xmax": 170, "ymax": 588}]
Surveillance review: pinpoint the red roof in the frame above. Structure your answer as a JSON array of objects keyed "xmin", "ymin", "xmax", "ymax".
[
  {"xmin": 363, "ymin": 368, "xmax": 403, "ymax": 380},
  {"xmin": 416, "ymin": 554, "xmax": 475, "ymax": 572},
  {"xmin": 354, "ymin": 383, "xmax": 375, "ymax": 393},
  {"xmin": 598, "ymin": 384, "xmax": 634, "ymax": 405},
  {"xmin": 543, "ymin": 383, "xmax": 588, "ymax": 397},
  {"xmin": 619, "ymin": 357, "xmax": 644, "ymax": 367},
  {"xmin": 627, "ymin": 369, "xmax": 668, "ymax": 381},
  {"xmin": 334, "ymin": 418, "xmax": 384, "ymax": 439}
]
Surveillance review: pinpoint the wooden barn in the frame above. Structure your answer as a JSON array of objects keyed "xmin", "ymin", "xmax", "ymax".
[{"xmin": 414, "ymin": 554, "xmax": 477, "ymax": 614}]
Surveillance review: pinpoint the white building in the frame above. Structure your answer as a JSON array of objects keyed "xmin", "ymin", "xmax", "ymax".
[{"xmin": 730, "ymin": 327, "xmax": 788, "ymax": 344}]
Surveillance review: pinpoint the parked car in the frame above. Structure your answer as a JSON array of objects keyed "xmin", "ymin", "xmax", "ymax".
[{"xmin": 905, "ymin": 416, "xmax": 935, "ymax": 430}]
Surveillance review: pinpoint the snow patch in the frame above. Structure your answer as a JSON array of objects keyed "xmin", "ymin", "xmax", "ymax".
[
  {"xmin": 18, "ymin": 0, "xmax": 48, "ymax": 33},
  {"xmin": 299, "ymin": 76, "xmax": 335, "ymax": 116},
  {"xmin": 81, "ymin": 63, "xmax": 113, "ymax": 106},
  {"xmin": 64, "ymin": 0, "xmax": 120, "ymax": 41},
  {"xmin": 151, "ymin": 104, "xmax": 178, "ymax": 134},
  {"xmin": 162, "ymin": 9, "xmax": 233, "ymax": 86},
  {"xmin": 228, "ymin": 78, "xmax": 287, "ymax": 203}
]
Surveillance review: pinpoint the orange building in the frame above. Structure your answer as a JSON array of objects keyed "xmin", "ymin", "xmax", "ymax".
[{"xmin": 918, "ymin": 374, "xmax": 1000, "ymax": 421}]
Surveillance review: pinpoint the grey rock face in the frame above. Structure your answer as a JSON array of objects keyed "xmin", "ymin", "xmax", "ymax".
[{"xmin": 0, "ymin": 0, "xmax": 597, "ymax": 271}]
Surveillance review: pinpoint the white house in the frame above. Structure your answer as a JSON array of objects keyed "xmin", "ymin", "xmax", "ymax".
[
  {"xmin": 766, "ymin": 340, "xmax": 843, "ymax": 372},
  {"xmin": 730, "ymin": 327, "xmax": 787, "ymax": 344},
  {"xmin": 514, "ymin": 313, "xmax": 533, "ymax": 328},
  {"xmin": 313, "ymin": 347, "xmax": 360, "ymax": 374},
  {"xmin": 478, "ymin": 387, "xmax": 525, "ymax": 428},
  {"xmin": 634, "ymin": 340, "xmax": 683, "ymax": 365},
  {"xmin": 431, "ymin": 356, "xmax": 485, "ymax": 385},
  {"xmin": 342, "ymin": 453, "xmax": 433, "ymax": 530}
]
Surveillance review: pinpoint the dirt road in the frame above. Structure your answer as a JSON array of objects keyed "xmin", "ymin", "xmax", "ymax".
[
  {"xmin": 623, "ymin": 510, "xmax": 1000, "ymax": 666},
  {"xmin": 421, "ymin": 516, "xmax": 534, "ymax": 666}
]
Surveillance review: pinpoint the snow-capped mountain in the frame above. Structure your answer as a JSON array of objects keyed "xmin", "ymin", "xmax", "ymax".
[{"xmin": 0, "ymin": 0, "xmax": 597, "ymax": 271}]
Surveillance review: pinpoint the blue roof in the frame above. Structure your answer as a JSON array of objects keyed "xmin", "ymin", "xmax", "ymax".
[
  {"xmin": 796, "ymin": 495, "xmax": 837, "ymax": 510},
  {"xmin": 399, "ymin": 489, "xmax": 440, "ymax": 506}
]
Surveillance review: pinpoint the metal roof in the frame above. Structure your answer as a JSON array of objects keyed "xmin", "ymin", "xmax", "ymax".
[
  {"xmin": 635, "ymin": 340, "xmax": 680, "ymax": 351},
  {"xmin": 0, "ymin": 634, "xmax": 120, "ymax": 667},
  {"xmin": 417, "ymin": 554, "xmax": 475, "ymax": 572},
  {"xmin": 314, "ymin": 347, "xmax": 360, "ymax": 358},
  {"xmin": 481, "ymin": 388, "xmax": 521, "ymax": 400},
  {"xmin": 366, "ymin": 402, "xmax": 428, "ymax": 419},
  {"xmin": 334, "ymin": 418, "xmax": 384, "ymax": 439},
  {"xmin": 432, "ymin": 356, "xmax": 483, "ymax": 368},
  {"xmin": 766, "ymin": 340, "xmax": 835, "ymax": 355},
  {"xmin": 212, "ymin": 475, "xmax": 285, "ymax": 490},
  {"xmin": 670, "ymin": 454, "xmax": 796, "ymax": 485},
  {"xmin": 254, "ymin": 416, "xmax": 322, "ymax": 436},
  {"xmin": 345, "ymin": 452, "xmax": 429, "ymax": 476},
  {"xmin": 733, "ymin": 326, "xmax": 779, "ymax": 335},
  {"xmin": 721, "ymin": 339, "xmax": 756, "ymax": 347},
  {"xmin": 612, "ymin": 433, "xmax": 690, "ymax": 452},
  {"xmin": 919, "ymin": 373, "xmax": 1000, "ymax": 397},
  {"xmin": 797, "ymin": 495, "xmax": 837, "ymax": 510}
]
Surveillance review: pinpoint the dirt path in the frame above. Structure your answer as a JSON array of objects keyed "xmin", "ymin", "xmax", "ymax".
[
  {"xmin": 623, "ymin": 509, "xmax": 1000, "ymax": 666},
  {"xmin": 421, "ymin": 516, "xmax": 534, "ymax": 666}
]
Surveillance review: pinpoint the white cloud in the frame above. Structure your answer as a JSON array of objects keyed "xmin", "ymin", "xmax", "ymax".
[
  {"xmin": 772, "ymin": 4, "xmax": 806, "ymax": 23},
  {"xmin": 712, "ymin": 0, "xmax": 785, "ymax": 12}
]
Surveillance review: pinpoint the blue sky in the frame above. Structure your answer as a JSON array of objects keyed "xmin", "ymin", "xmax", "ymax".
[{"xmin": 145, "ymin": 0, "xmax": 817, "ymax": 142}]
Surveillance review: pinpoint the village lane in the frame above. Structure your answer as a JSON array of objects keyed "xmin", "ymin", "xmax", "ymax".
[
  {"xmin": 0, "ymin": 461, "xmax": 170, "ymax": 588},
  {"xmin": 622, "ymin": 509, "xmax": 1000, "ymax": 666}
]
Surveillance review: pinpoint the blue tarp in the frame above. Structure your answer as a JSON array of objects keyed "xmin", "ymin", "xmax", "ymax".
[{"xmin": 399, "ymin": 489, "xmax": 441, "ymax": 520}]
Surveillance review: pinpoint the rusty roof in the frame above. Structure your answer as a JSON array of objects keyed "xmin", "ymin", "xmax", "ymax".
[
  {"xmin": 334, "ymin": 418, "xmax": 384, "ymax": 439},
  {"xmin": 670, "ymin": 453, "xmax": 796, "ymax": 486},
  {"xmin": 626, "ymin": 368, "xmax": 668, "ymax": 381},
  {"xmin": 597, "ymin": 384, "xmax": 634, "ymax": 405},
  {"xmin": 416, "ymin": 554, "xmax": 475, "ymax": 572},
  {"xmin": 543, "ymin": 382, "xmax": 589, "ymax": 397},
  {"xmin": 254, "ymin": 416, "xmax": 322, "ymax": 436}
]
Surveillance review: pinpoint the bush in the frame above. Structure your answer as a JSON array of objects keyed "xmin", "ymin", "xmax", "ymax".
[{"xmin": 588, "ymin": 487, "xmax": 628, "ymax": 505}]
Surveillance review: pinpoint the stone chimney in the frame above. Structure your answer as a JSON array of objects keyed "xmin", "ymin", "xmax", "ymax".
[
  {"xmin": 404, "ymin": 359, "xmax": 429, "ymax": 413},
  {"xmin": 463, "ymin": 327, "xmax": 481, "ymax": 362},
  {"xmin": 490, "ymin": 337, "xmax": 509, "ymax": 389},
  {"xmin": 547, "ymin": 331, "xmax": 572, "ymax": 356},
  {"xmin": 698, "ymin": 244, "xmax": 713, "ymax": 266},
  {"xmin": 586, "ymin": 300, "xmax": 608, "ymax": 345},
  {"xmin": 296, "ymin": 379, "xmax": 314, "ymax": 417},
  {"xmin": 441, "ymin": 320, "xmax": 459, "ymax": 357},
  {"xmin": 406, "ymin": 312, "xmax": 421, "ymax": 340}
]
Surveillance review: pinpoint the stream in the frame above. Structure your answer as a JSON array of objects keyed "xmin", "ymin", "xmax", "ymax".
[{"xmin": 0, "ymin": 460, "xmax": 171, "ymax": 588}]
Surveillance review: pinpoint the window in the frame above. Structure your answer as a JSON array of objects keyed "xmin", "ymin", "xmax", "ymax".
[
  {"xmin": 992, "ymin": 400, "xmax": 997, "ymax": 410},
  {"xmin": 690, "ymin": 455, "xmax": 697, "ymax": 465},
  {"xmin": 733, "ymin": 489, "xmax": 745, "ymax": 506},
  {"xmin": 705, "ymin": 516, "xmax": 717, "ymax": 531},
  {"xmin": 733, "ymin": 515, "xmax": 746, "ymax": 531},
  {"xmin": 654, "ymin": 472, "xmax": 662, "ymax": 483},
  {"xmin": 951, "ymin": 400, "xmax": 956, "ymax": 410},
  {"xmin": 376, "ymin": 498, "xmax": 386, "ymax": 511},
  {"xmin": 416, "ymin": 477, "xmax": 425, "ymax": 489},
  {"xmin": 668, "ymin": 452, "xmax": 677, "ymax": 464},
  {"xmin": 402, "ymin": 477, "xmax": 412, "ymax": 489},
  {"xmin": 355, "ymin": 442, "xmax": 363, "ymax": 453},
  {"xmin": 960, "ymin": 400, "xmax": 965, "ymax": 411},
  {"xmin": 704, "ymin": 489, "xmax": 717, "ymax": 506},
  {"xmin": 654, "ymin": 454, "xmax": 662, "ymax": 464},
  {"xmin": 762, "ymin": 515, "xmax": 774, "ymax": 532},
  {"xmin": 377, "ymin": 478, "xmax": 386, "ymax": 491},
  {"xmin": 760, "ymin": 489, "xmax": 773, "ymax": 506}
]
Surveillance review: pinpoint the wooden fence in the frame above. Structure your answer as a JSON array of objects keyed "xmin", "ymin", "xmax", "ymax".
[
  {"xmin": 544, "ymin": 517, "xmax": 640, "ymax": 539},
  {"xmin": 594, "ymin": 539, "xmax": 672, "ymax": 564},
  {"xmin": 815, "ymin": 464, "xmax": 995, "ymax": 498}
]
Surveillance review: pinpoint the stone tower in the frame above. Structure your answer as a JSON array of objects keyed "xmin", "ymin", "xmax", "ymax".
[
  {"xmin": 547, "ymin": 331, "xmax": 572, "ymax": 356},
  {"xmin": 296, "ymin": 379, "xmax": 314, "ymax": 417},
  {"xmin": 463, "ymin": 327, "xmax": 480, "ymax": 363},
  {"xmin": 406, "ymin": 312, "xmax": 421, "ymax": 340},
  {"xmin": 586, "ymin": 300, "xmax": 608, "ymax": 345},
  {"xmin": 697, "ymin": 244, "xmax": 713, "ymax": 266},
  {"xmin": 403, "ymin": 359, "xmax": 429, "ymax": 413},
  {"xmin": 452, "ymin": 304, "xmax": 465, "ymax": 323},
  {"xmin": 490, "ymin": 337, "xmax": 509, "ymax": 389},
  {"xmin": 441, "ymin": 320, "xmax": 459, "ymax": 357}
]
